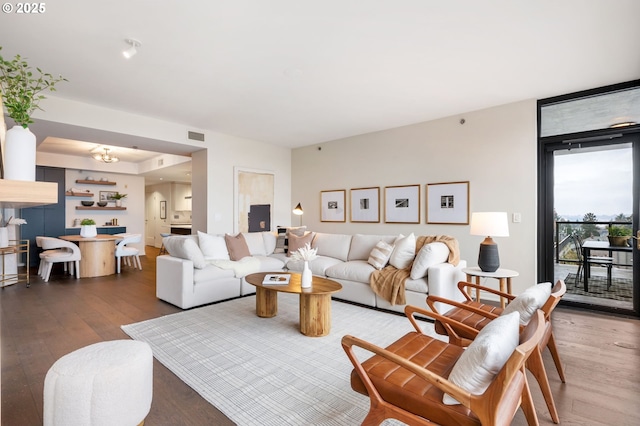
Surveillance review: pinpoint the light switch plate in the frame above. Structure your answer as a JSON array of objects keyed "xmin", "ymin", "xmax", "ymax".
[{"xmin": 513, "ymin": 213, "xmax": 521, "ymax": 223}]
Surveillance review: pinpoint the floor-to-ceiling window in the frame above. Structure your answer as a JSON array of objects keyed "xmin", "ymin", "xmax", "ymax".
[{"xmin": 538, "ymin": 80, "xmax": 640, "ymax": 316}]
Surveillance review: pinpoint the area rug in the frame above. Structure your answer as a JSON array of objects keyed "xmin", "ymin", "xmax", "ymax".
[
  {"xmin": 122, "ymin": 294, "xmax": 440, "ymax": 425},
  {"xmin": 565, "ymin": 273, "xmax": 632, "ymax": 301}
]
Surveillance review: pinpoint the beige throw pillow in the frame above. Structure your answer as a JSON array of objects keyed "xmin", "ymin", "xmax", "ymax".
[
  {"xmin": 368, "ymin": 241, "xmax": 394, "ymax": 270},
  {"xmin": 287, "ymin": 232, "xmax": 315, "ymax": 257},
  {"xmin": 443, "ymin": 311, "xmax": 520, "ymax": 405},
  {"xmin": 224, "ymin": 233, "xmax": 251, "ymax": 261}
]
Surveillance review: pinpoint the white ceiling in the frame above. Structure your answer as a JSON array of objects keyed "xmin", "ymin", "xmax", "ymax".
[{"xmin": 1, "ymin": 0, "xmax": 639, "ymax": 153}]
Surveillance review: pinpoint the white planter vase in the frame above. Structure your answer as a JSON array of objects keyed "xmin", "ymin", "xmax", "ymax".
[
  {"xmin": 0, "ymin": 228, "xmax": 8, "ymax": 248},
  {"xmin": 80, "ymin": 225, "xmax": 97, "ymax": 238},
  {"xmin": 4, "ymin": 125, "xmax": 36, "ymax": 181},
  {"xmin": 115, "ymin": 200, "xmax": 122, "ymax": 207},
  {"xmin": 301, "ymin": 261, "xmax": 312, "ymax": 288}
]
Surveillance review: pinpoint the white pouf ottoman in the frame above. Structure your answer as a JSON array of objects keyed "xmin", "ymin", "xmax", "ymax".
[{"xmin": 44, "ymin": 340, "xmax": 153, "ymax": 426}]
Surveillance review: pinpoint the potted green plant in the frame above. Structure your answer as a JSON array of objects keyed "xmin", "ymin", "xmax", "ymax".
[
  {"xmin": 607, "ymin": 225, "xmax": 631, "ymax": 247},
  {"xmin": 80, "ymin": 218, "xmax": 97, "ymax": 238},
  {"xmin": 0, "ymin": 46, "xmax": 67, "ymax": 181},
  {"xmin": 111, "ymin": 192, "xmax": 127, "ymax": 207}
]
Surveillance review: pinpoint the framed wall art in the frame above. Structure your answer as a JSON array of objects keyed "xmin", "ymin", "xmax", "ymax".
[
  {"xmin": 234, "ymin": 167, "xmax": 275, "ymax": 233},
  {"xmin": 426, "ymin": 181, "xmax": 470, "ymax": 224},
  {"xmin": 384, "ymin": 184, "xmax": 420, "ymax": 223},
  {"xmin": 350, "ymin": 187, "xmax": 380, "ymax": 222},
  {"xmin": 320, "ymin": 189, "xmax": 346, "ymax": 222},
  {"xmin": 99, "ymin": 191, "xmax": 118, "ymax": 202}
]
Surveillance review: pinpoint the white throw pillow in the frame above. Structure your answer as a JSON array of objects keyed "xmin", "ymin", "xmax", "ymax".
[
  {"xmin": 389, "ymin": 233, "xmax": 415, "ymax": 269},
  {"xmin": 263, "ymin": 232, "xmax": 277, "ymax": 254},
  {"xmin": 163, "ymin": 236, "xmax": 207, "ymax": 269},
  {"xmin": 367, "ymin": 241, "xmax": 394, "ymax": 270},
  {"xmin": 242, "ymin": 232, "xmax": 268, "ymax": 256},
  {"xmin": 409, "ymin": 242, "xmax": 450, "ymax": 279},
  {"xmin": 197, "ymin": 231, "xmax": 230, "ymax": 260},
  {"xmin": 502, "ymin": 282, "xmax": 552, "ymax": 325},
  {"xmin": 443, "ymin": 311, "xmax": 520, "ymax": 405}
]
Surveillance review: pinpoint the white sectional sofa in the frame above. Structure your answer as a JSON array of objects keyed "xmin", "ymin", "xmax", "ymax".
[{"xmin": 156, "ymin": 230, "xmax": 467, "ymax": 312}]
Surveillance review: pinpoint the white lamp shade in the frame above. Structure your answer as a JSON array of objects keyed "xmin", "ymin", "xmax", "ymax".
[{"xmin": 470, "ymin": 212, "xmax": 509, "ymax": 237}]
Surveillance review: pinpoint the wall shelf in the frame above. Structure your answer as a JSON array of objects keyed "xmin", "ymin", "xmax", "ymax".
[
  {"xmin": 75, "ymin": 206, "xmax": 126, "ymax": 211},
  {"xmin": 75, "ymin": 180, "xmax": 116, "ymax": 185},
  {"xmin": 66, "ymin": 191, "xmax": 94, "ymax": 197}
]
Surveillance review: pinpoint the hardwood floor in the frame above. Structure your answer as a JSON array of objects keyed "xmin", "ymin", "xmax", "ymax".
[{"xmin": 2, "ymin": 247, "xmax": 639, "ymax": 425}]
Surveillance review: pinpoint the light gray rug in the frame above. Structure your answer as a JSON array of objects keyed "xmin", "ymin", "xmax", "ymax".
[{"xmin": 122, "ymin": 293, "xmax": 441, "ymax": 425}]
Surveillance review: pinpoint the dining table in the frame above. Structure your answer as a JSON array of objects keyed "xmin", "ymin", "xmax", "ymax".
[
  {"xmin": 581, "ymin": 240, "xmax": 632, "ymax": 292},
  {"xmin": 59, "ymin": 234, "xmax": 121, "ymax": 278}
]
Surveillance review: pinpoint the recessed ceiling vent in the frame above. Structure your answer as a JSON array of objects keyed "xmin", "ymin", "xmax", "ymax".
[{"xmin": 188, "ymin": 131, "xmax": 205, "ymax": 142}]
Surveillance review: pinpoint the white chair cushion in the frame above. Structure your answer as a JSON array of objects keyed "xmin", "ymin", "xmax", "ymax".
[
  {"xmin": 502, "ymin": 282, "xmax": 552, "ymax": 325},
  {"xmin": 443, "ymin": 311, "xmax": 520, "ymax": 405},
  {"xmin": 410, "ymin": 242, "xmax": 450, "ymax": 279},
  {"xmin": 367, "ymin": 240, "xmax": 394, "ymax": 270},
  {"xmin": 197, "ymin": 232, "xmax": 230, "ymax": 260},
  {"xmin": 163, "ymin": 236, "xmax": 207, "ymax": 269},
  {"xmin": 389, "ymin": 233, "xmax": 415, "ymax": 269}
]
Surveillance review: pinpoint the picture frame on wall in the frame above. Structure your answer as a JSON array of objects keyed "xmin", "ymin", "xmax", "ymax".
[
  {"xmin": 426, "ymin": 181, "xmax": 470, "ymax": 224},
  {"xmin": 320, "ymin": 189, "xmax": 346, "ymax": 222},
  {"xmin": 99, "ymin": 190, "xmax": 118, "ymax": 202},
  {"xmin": 350, "ymin": 187, "xmax": 380, "ymax": 223},
  {"xmin": 384, "ymin": 184, "xmax": 420, "ymax": 223}
]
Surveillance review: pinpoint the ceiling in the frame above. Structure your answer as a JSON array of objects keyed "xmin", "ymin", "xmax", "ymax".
[{"xmin": 0, "ymin": 0, "xmax": 639, "ymax": 155}]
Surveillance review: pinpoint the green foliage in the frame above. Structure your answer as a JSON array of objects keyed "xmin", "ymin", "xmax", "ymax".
[
  {"xmin": 0, "ymin": 46, "xmax": 67, "ymax": 128},
  {"xmin": 112, "ymin": 192, "xmax": 127, "ymax": 200},
  {"xmin": 580, "ymin": 212, "xmax": 599, "ymax": 238},
  {"xmin": 80, "ymin": 218, "xmax": 96, "ymax": 226},
  {"xmin": 608, "ymin": 225, "xmax": 631, "ymax": 237}
]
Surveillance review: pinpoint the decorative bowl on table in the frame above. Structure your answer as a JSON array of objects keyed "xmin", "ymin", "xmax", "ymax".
[
  {"xmin": 81, "ymin": 201, "xmax": 95, "ymax": 207},
  {"xmin": 97, "ymin": 201, "xmax": 108, "ymax": 207}
]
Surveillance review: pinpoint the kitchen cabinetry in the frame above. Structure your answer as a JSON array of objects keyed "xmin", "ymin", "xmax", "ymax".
[{"xmin": 172, "ymin": 183, "xmax": 192, "ymax": 211}]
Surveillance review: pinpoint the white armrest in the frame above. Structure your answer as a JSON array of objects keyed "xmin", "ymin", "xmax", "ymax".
[
  {"xmin": 427, "ymin": 259, "xmax": 467, "ymax": 313},
  {"xmin": 156, "ymin": 255, "xmax": 195, "ymax": 308}
]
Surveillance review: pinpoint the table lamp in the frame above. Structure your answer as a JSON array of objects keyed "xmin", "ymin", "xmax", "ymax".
[
  {"xmin": 470, "ymin": 212, "xmax": 509, "ymax": 272},
  {"xmin": 292, "ymin": 203, "xmax": 304, "ymax": 226}
]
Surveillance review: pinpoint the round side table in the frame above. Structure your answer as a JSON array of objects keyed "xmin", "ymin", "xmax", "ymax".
[{"xmin": 462, "ymin": 266, "xmax": 519, "ymax": 308}]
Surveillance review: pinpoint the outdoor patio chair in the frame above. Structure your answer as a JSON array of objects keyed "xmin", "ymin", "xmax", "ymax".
[
  {"xmin": 573, "ymin": 234, "xmax": 613, "ymax": 290},
  {"xmin": 427, "ymin": 280, "xmax": 567, "ymax": 424},
  {"xmin": 342, "ymin": 308, "xmax": 545, "ymax": 426}
]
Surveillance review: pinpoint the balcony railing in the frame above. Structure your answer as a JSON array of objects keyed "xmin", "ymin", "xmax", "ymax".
[{"xmin": 554, "ymin": 220, "xmax": 632, "ymax": 264}]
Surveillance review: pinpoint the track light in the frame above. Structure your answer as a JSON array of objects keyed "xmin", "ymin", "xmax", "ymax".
[{"xmin": 123, "ymin": 39, "xmax": 141, "ymax": 59}]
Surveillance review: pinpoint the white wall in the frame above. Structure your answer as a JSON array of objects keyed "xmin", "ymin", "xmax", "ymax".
[{"xmin": 292, "ymin": 99, "xmax": 538, "ymax": 296}]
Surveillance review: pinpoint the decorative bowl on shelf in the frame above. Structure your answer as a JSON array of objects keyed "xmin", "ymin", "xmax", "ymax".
[
  {"xmin": 81, "ymin": 201, "xmax": 95, "ymax": 207},
  {"xmin": 97, "ymin": 201, "xmax": 108, "ymax": 207}
]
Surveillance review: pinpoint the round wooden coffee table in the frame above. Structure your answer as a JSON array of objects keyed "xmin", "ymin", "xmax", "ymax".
[{"xmin": 245, "ymin": 272, "xmax": 343, "ymax": 337}]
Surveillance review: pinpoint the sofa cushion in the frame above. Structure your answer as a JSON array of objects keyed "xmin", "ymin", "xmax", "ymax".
[
  {"xmin": 443, "ymin": 311, "xmax": 520, "ymax": 405},
  {"xmin": 367, "ymin": 240, "xmax": 394, "ymax": 270},
  {"xmin": 325, "ymin": 260, "xmax": 375, "ymax": 283},
  {"xmin": 193, "ymin": 264, "xmax": 236, "ymax": 283},
  {"xmin": 242, "ymin": 232, "xmax": 268, "ymax": 256},
  {"xmin": 163, "ymin": 236, "xmax": 207, "ymax": 269},
  {"xmin": 252, "ymin": 255, "xmax": 286, "ymax": 272},
  {"xmin": 502, "ymin": 282, "xmax": 551, "ymax": 325},
  {"xmin": 287, "ymin": 232, "xmax": 315, "ymax": 256},
  {"xmin": 287, "ymin": 256, "xmax": 343, "ymax": 276},
  {"xmin": 224, "ymin": 233, "xmax": 251, "ymax": 260},
  {"xmin": 405, "ymin": 277, "xmax": 429, "ymax": 294},
  {"xmin": 313, "ymin": 233, "xmax": 352, "ymax": 262},
  {"xmin": 197, "ymin": 232, "xmax": 230, "ymax": 261},
  {"xmin": 263, "ymin": 232, "xmax": 277, "ymax": 255},
  {"xmin": 410, "ymin": 242, "xmax": 450, "ymax": 279},
  {"xmin": 348, "ymin": 234, "xmax": 396, "ymax": 261},
  {"xmin": 389, "ymin": 233, "xmax": 416, "ymax": 269}
]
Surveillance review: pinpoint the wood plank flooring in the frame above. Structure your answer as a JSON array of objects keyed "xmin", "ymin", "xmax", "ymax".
[{"xmin": 2, "ymin": 247, "xmax": 639, "ymax": 425}]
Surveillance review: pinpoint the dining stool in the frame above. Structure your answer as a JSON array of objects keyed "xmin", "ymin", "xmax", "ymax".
[{"xmin": 158, "ymin": 233, "xmax": 171, "ymax": 255}]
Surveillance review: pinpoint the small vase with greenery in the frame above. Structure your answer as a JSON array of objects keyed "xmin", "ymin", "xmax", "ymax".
[
  {"xmin": 80, "ymin": 218, "xmax": 97, "ymax": 238},
  {"xmin": 112, "ymin": 192, "xmax": 127, "ymax": 207},
  {"xmin": 0, "ymin": 46, "xmax": 67, "ymax": 180}
]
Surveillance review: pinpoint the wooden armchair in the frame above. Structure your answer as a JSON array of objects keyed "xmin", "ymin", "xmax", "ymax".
[
  {"xmin": 427, "ymin": 280, "xmax": 566, "ymax": 424},
  {"xmin": 342, "ymin": 306, "xmax": 545, "ymax": 426}
]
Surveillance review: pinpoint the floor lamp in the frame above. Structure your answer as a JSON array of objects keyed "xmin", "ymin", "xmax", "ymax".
[
  {"xmin": 292, "ymin": 203, "xmax": 303, "ymax": 226},
  {"xmin": 470, "ymin": 212, "xmax": 509, "ymax": 272}
]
